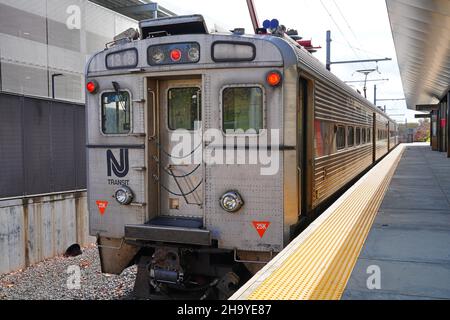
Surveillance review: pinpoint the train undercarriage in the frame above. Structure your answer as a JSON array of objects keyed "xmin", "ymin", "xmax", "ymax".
[{"xmin": 131, "ymin": 245, "xmax": 253, "ymax": 300}]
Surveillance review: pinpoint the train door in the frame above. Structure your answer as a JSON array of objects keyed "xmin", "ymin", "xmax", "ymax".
[
  {"xmin": 148, "ymin": 78, "xmax": 204, "ymax": 220},
  {"xmin": 387, "ymin": 121, "xmax": 391, "ymax": 151},
  {"xmin": 298, "ymin": 77, "xmax": 314, "ymax": 218}
]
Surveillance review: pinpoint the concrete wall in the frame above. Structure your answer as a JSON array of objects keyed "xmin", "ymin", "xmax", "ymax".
[{"xmin": 0, "ymin": 191, "xmax": 95, "ymax": 275}]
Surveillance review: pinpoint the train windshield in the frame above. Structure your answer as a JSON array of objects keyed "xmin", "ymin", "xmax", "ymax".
[
  {"xmin": 168, "ymin": 87, "xmax": 201, "ymax": 130},
  {"xmin": 101, "ymin": 91, "xmax": 131, "ymax": 134},
  {"xmin": 222, "ymin": 86, "xmax": 264, "ymax": 133}
]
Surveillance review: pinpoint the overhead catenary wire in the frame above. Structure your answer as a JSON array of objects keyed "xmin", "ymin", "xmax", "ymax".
[
  {"xmin": 319, "ymin": 0, "xmax": 363, "ymax": 64},
  {"xmin": 320, "ymin": 0, "xmax": 372, "ymax": 70},
  {"xmin": 331, "ymin": 0, "xmax": 371, "ymax": 64}
]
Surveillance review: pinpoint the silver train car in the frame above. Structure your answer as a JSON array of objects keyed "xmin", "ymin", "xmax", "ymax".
[{"xmin": 85, "ymin": 15, "xmax": 399, "ymax": 299}]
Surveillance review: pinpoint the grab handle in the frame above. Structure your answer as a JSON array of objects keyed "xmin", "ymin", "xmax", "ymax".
[{"xmin": 148, "ymin": 90, "xmax": 157, "ymax": 139}]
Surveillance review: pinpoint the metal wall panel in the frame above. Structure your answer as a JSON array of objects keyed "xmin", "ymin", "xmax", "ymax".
[
  {"xmin": 0, "ymin": 92, "xmax": 86, "ymax": 198},
  {"xmin": 23, "ymin": 97, "xmax": 52, "ymax": 195},
  {"xmin": 74, "ymin": 105, "xmax": 87, "ymax": 188},
  {"xmin": 0, "ymin": 94, "xmax": 24, "ymax": 197},
  {"xmin": 50, "ymin": 102, "xmax": 76, "ymax": 191}
]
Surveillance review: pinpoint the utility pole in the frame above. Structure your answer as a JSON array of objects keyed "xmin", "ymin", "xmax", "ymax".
[
  {"xmin": 246, "ymin": 0, "xmax": 260, "ymax": 34},
  {"xmin": 356, "ymin": 69, "xmax": 376, "ymax": 99},
  {"xmin": 374, "ymin": 84, "xmax": 377, "ymax": 105},
  {"xmin": 325, "ymin": 30, "xmax": 392, "ymax": 71},
  {"xmin": 326, "ymin": 30, "xmax": 331, "ymax": 71}
]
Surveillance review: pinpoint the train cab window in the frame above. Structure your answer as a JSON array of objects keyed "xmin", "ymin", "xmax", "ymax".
[
  {"xmin": 168, "ymin": 87, "xmax": 201, "ymax": 131},
  {"xmin": 222, "ymin": 86, "xmax": 264, "ymax": 133},
  {"xmin": 362, "ymin": 128, "xmax": 367, "ymax": 144},
  {"xmin": 101, "ymin": 91, "xmax": 131, "ymax": 135},
  {"xmin": 356, "ymin": 127, "xmax": 361, "ymax": 145},
  {"xmin": 336, "ymin": 125, "xmax": 346, "ymax": 150},
  {"xmin": 347, "ymin": 126, "xmax": 355, "ymax": 147}
]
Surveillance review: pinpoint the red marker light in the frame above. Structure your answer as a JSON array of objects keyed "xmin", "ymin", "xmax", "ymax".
[
  {"xmin": 86, "ymin": 81, "xmax": 98, "ymax": 94},
  {"xmin": 170, "ymin": 49, "xmax": 182, "ymax": 62},
  {"xmin": 266, "ymin": 71, "xmax": 282, "ymax": 87}
]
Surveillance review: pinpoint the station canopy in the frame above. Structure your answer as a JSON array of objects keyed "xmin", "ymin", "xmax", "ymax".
[
  {"xmin": 89, "ymin": 0, "xmax": 176, "ymax": 21},
  {"xmin": 386, "ymin": 0, "xmax": 450, "ymax": 110}
]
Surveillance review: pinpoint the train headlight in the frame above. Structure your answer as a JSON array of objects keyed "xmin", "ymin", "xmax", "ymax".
[
  {"xmin": 220, "ymin": 191, "xmax": 244, "ymax": 213},
  {"xmin": 114, "ymin": 186, "xmax": 134, "ymax": 205},
  {"xmin": 151, "ymin": 49, "xmax": 165, "ymax": 64},
  {"xmin": 188, "ymin": 47, "xmax": 200, "ymax": 62}
]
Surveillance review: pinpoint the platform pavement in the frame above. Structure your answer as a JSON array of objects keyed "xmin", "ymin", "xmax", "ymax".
[{"xmin": 343, "ymin": 144, "xmax": 450, "ymax": 300}]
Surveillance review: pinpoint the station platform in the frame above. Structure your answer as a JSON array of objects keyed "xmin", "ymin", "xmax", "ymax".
[{"xmin": 231, "ymin": 144, "xmax": 450, "ymax": 300}]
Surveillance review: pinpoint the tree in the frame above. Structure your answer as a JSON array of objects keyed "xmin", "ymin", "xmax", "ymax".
[{"xmin": 414, "ymin": 119, "xmax": 430, "ymax": 142}]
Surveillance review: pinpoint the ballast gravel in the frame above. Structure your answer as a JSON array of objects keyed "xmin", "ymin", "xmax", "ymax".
[{"xmin": 0, "ymin": 245, "xmax": 137, "ymax": 300}]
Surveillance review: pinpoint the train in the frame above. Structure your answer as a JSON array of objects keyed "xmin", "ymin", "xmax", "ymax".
[{"xmin": 85, "ymin": 15, "xmax": 399, "ymax": 299}]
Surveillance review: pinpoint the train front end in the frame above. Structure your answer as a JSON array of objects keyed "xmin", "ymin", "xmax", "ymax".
[{"xmin": 85, "ymin": 15, "xmax": 299, "ymax": 299}]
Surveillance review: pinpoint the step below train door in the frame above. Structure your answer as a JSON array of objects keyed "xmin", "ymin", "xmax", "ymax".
[{"xmin": 155, "ymin": 78, "xmax": 204, "ymax": 220}]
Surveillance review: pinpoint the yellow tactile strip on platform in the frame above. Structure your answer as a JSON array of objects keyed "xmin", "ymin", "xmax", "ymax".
[{"xmin": 233, "ymin": 145, "xmax": 405, "ymax": 300}]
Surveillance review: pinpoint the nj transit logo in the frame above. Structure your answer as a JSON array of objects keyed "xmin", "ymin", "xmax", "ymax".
[{"xmin": 107, "ymin": 149, "xmax": 129, "ymax": 178}]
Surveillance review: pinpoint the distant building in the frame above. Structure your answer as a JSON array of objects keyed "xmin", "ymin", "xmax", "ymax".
[
  {"xmin": 0, "ymin": 0, "xmax": 176, "ymax": 199},
  {"xmin": 0, "ymin": 0, "xmax": 174, "ymax": 102}
]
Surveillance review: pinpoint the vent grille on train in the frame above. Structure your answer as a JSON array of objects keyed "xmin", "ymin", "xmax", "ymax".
[{"xmin": 139, "ymin": 15, "xmax": 209, "ymax": 39}]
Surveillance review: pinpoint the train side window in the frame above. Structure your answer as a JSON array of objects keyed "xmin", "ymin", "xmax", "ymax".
[
  {"xmin": 368, "ymin": 128, "xmax": 371, "ymax": 142},
  {"xmin": 347, "ymin": 126, "xmax": 355, "ymax": 147},
  {"xmin": 362, "ymin": 127, "xmax": 367, "ymax": 144},
  {"xmin": 168, "ymin": 87, "xmax": 202, "ymax": 131},
  {"xmin": 222, "ymin": 86, "xmax": 264, "ymax": 133},
  {"xmin": 336, "ymin": 125, "xmax": 346, "ymax": 150},
  {"xmin": 356, "ymin": 127, "xmax": 361, "ymax": 145},
  {"xmin": 101, "ymin": 91, "xmax": 131, "ymax": 135}
]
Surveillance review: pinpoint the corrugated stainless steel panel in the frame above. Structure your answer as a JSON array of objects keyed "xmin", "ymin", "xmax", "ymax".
[
  {"xmin": 0, "ymin": 94, "xmax": 24, "ymax": 198},
  {"xmin": 315, "ymin": 81, "xmax": 373, "ymax": 126},
  {"xmin": 313, "ymin": 145, "xmax": 373, "ymax": 207},
  {"xmin": 386, "ymin": 0, "xmax": 450, "ymax": 110},
  {"xmin": 294, "ymin": 42, "xmax": 396, "ymax": 124}
]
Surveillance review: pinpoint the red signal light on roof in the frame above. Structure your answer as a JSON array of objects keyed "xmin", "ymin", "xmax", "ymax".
[
  {"xmin": 170, "ymin": 49, "xmax": 182, "ymax": 62},
  {"xmin": 86, "ymin": 81, "xmax": 98, "ymax": 94},
  {"xmin": 266, "ymin": 71, "xmax": 282, "ymax": 87}
]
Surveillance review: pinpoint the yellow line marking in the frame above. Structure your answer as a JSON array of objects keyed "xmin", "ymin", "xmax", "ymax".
[{"xmin": 239, "ymin": 145, "xmax": 405, "ymax": 300}]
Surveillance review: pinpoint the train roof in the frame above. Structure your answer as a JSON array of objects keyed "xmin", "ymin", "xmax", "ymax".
[{"xmin": 87, "ymin": 14, "xmax": 396, "ymax": 124}]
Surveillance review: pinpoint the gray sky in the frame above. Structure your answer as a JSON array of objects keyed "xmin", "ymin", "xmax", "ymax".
[{"xmin": 158, "ymin": 0, "xmax": 420, "ymax": 123}]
